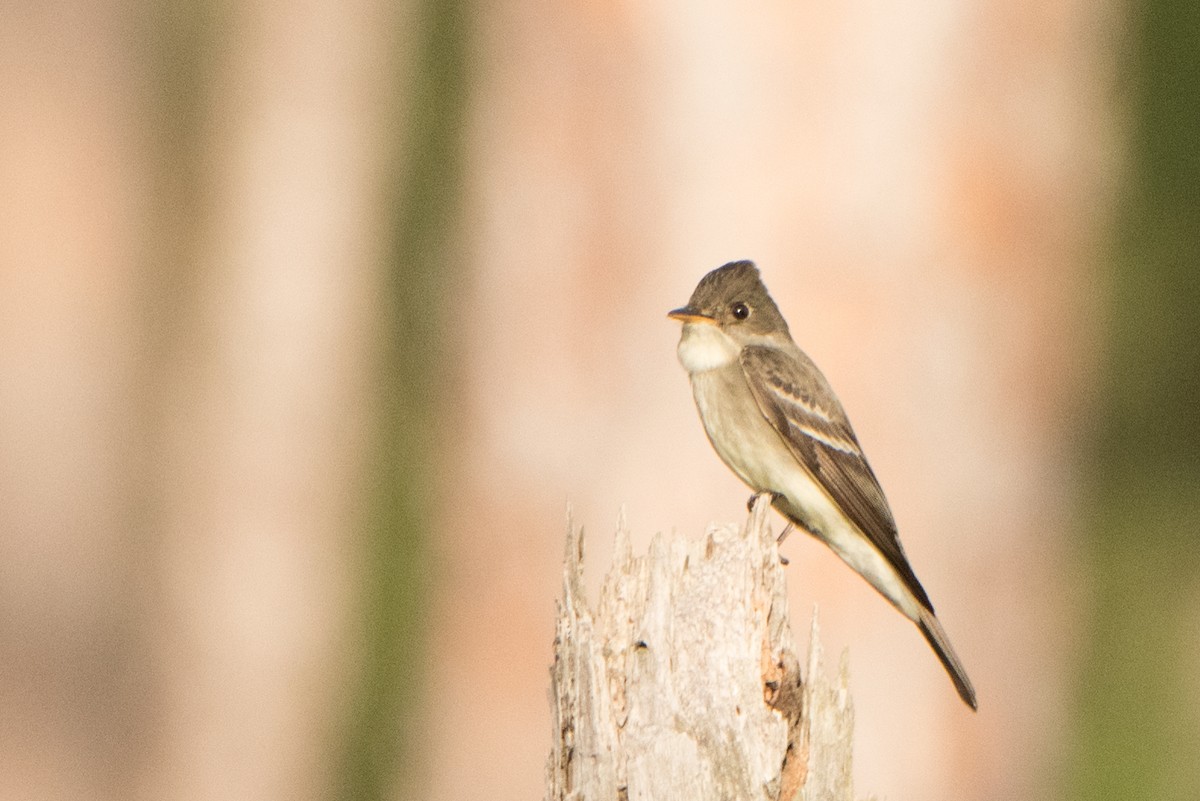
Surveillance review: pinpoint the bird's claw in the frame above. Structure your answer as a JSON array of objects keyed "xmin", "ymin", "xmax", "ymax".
[{"xmin": 747, "ymin": 490, "xmax": 782, "ymax": 513}]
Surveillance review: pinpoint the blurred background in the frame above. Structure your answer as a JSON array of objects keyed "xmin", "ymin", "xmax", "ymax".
[{"xmin": 1, "ymin": 0, "xmax": 1197, "ymax": 799}]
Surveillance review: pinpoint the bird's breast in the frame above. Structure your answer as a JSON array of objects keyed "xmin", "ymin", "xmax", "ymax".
[{"xmin": 689, "ymin": 364, "xmax": 796, "ymax": 492}]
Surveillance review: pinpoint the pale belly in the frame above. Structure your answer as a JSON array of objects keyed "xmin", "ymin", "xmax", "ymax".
[{"xmin": 687, "ymin": 364, "xmax": 922, "ymax": 620}]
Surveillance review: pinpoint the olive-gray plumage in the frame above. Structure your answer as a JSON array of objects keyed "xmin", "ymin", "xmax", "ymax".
[{"xmin": 669, "ymin": 260, "xmax": 977, "ymax": 710}]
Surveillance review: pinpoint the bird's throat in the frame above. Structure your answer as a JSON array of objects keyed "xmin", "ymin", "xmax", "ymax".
[{"xmin": 676, "ymin": 322, "xmax": 739, "ymax": 374}]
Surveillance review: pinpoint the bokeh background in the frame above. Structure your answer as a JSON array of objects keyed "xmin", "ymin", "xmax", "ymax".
[{"xmin": 2, "ymin": 0, "xmax": 1198, "ymax": 799}]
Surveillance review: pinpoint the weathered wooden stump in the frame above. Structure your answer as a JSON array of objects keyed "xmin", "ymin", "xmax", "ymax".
[{"xmin": 548, "ymin": 496, "xmax": 858, "ymax": 801}]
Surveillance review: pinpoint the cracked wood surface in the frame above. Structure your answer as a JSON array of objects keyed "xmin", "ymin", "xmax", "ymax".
[{"xmin": 547, "ymin": 496, "xmax": 857, "ymax": 801}]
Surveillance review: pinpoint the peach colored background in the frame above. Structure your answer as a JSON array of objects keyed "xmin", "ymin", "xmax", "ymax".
[
  {"xmin": 432, "ymin": 2, "xmax": 1112, "ymax": 799},
  {"xmin": 0, "ymin": 0, "xmax": 1115, "ymax": 799}
]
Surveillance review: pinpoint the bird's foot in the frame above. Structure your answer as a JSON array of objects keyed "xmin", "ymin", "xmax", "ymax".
[
  {"xmin": 744, "ymin": 492, "xmax": 792, "ymax": 564},
  {"xmin": 746, "ymin": 490, "xmax": 783, "ymax": 513}
]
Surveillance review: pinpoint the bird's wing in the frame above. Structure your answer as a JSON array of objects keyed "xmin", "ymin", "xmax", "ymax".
[{"xmin": 739, "ymin": 344, "xmax": 932, "ymax": 611}]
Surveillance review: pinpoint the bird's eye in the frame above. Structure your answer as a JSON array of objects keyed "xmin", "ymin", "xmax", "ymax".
[{"xmin": 731, "ymin": 302, "xmax": 751, "ymax": 320}]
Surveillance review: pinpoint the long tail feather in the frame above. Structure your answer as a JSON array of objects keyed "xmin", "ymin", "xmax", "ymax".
[{"xmin": 917, "ymin": 608, "xmax": 978, "ymax": 710}]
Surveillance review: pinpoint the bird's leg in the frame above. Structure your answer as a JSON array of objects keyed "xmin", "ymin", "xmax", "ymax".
[
  {"xmin": 773, "ymin": 521, "xmax": 795, "ymax": 565},
  {"xmin": 745, "ymin": 491, "xmax": 794, "ymax": 564}
]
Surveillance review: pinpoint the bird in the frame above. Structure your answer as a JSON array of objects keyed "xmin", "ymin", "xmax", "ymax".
[{"xmin": 668, "ymin": 259, "xmax": 977, "ymax": 710}]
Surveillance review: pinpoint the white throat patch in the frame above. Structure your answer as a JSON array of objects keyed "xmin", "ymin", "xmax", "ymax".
[{"xmin": 676, "ymin": 322, "xmax": 739, "ymax": 374}]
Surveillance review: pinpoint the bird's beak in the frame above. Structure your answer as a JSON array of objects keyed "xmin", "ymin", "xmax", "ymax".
[{"xmin": 667, "ymin": 306, "xmax": 715, "ymax": 324}]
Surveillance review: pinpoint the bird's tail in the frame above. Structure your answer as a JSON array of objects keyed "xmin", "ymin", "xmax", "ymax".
[{"xmin": 917, "ymin": 607, "xmax": 978, "ymax": 710}]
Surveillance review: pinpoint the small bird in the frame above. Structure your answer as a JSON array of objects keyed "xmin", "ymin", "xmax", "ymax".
[{"xmin": 669, "ymin": 260, "xmax": 977, "ymax": 710}]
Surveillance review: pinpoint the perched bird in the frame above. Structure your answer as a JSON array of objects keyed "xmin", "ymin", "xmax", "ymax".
[{"xmin": 669, "ymin": 260, "xmax": 977, "ymax": 710}]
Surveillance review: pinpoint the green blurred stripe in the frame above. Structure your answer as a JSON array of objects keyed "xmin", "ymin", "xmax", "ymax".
[
  {"xmin": 1073, "ymin": 0, "xmax": 1200, "ymax": 798},
  {"xmin": 332, "ymin": 1, "xmax": 472, "ymax": 799},
  {"xmin": 126, "ymin": 0, "xmax": 224, "ymax": 795}
]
